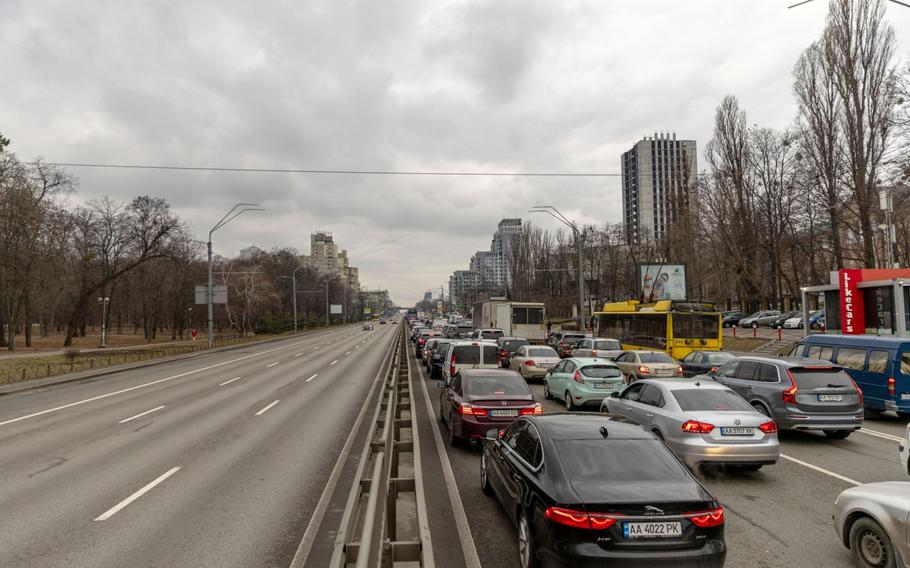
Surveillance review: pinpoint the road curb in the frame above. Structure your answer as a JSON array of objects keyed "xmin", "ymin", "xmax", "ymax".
[{"xmin": 0, "ymin": 326, "xmax": 349, "ymax": 397}]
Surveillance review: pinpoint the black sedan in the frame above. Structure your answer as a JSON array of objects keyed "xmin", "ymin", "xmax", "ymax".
[
  {"xmin": 678, "ymin": 350, "xmax": 737, "ymax": 378},
  {"xmin": 480, "ymin": 414, "xmax": 726, "ymax": 568}
]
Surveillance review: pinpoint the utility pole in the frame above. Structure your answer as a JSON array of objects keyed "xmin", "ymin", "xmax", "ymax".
[
  {"xmin": 97, "ymin": 297, "xmax": 110, "ymax": 347},
  {"xmin": 207, "ymin": 203, "xmax": 264, "ymax": 347},
  {"xmin": 278, "ymin": 263, "xmax": 306, "ymax": 334},
  {"xmin": 529, "ymin": 205, "xmax": 586, "ymax": 333}
]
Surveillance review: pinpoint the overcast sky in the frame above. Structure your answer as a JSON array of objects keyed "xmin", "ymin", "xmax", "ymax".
[{"xmin": 3, "ymin": 0, "xmax": 910, "ymax": 305}]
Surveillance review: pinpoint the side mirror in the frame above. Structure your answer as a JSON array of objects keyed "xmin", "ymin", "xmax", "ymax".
[
  {"xmin": 485, "ymin": 429, "xmax": 500, "ymax": 441},
  {"xmin": 436, "ymin": 380, "xmax": 445, "ymax": 389},
  {"xmin": 611, "ymin": 391, "xmax": 620, "ymax": 399}
]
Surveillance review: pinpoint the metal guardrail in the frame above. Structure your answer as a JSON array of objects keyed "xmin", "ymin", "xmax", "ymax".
[{"xmin": 329, "ymin": 326, "xmax": 434, "ymax": 567}]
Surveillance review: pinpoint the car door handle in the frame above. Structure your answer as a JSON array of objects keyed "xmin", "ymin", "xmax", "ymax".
[{"xmin": 646, "ymin": 413, "xmax": 654, "ymax": 418}]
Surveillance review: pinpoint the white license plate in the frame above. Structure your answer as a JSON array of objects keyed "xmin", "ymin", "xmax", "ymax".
[
  {"xmin": 901, "ymin": 393, "xmax": 910, "ymax": 401},
  {"xmin": 720, "ymin": 427, "xmax": 754, "ymax": 436},
  {"xmin": 489, "ymin": 409, "xmax": 518, "ymax": 417},
  {"xmin": 623, "ymin": 521, "xmax": 682, "ymax": 538},
  {"xmin": 540, "ymin": 363, "xmax": 555, "ymax": 368},
  {"xmin": 655, "ymin": 370, "xmax": 673, "ymax": 377},
  {"xmin": 817, "ymin": 394, "xmax": 843, "ymax": 402},
  {"xmin": 595, "ymin": 382, "xmax": 618, "ymax": 389}
]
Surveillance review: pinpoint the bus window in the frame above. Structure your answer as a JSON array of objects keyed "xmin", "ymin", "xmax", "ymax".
[
  {"xmin": 527, "ymin": 308, "xmax": 544, "ymax": 324},
  {"xmin": 672, "ymin": 314, "xmax": 719, "ymax": 338},
  {"xmin": 835, "ymin": 348, "xmax": 867, "ymax": 371},
  {"xmin": 512, "ymin": 308, "xmax": 528, "ymax": 325},
  {"xmin": 867, "ymin": 350, "xmax": 889, "ymax": 373},
  {"xmin": 807, "ymin": 345, "xmax": 834, "ymax": 361},
  {"xmin": 902, "ymin": 351, "xmax": 910, "ymax": 375}
]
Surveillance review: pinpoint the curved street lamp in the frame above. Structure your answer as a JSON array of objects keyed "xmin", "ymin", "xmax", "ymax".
[{"xmin": 529, "ymin": 205, "xmax": 587, "ymax": 333}]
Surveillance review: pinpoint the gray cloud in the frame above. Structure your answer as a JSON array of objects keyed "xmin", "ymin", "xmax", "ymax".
[{"xmin": 3, "ymin": 0, "xmax": 910, "ymax": 304}]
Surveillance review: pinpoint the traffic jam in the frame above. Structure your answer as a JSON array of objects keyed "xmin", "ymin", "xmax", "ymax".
[{"xmin": 405, "ymin": 300, "xmax": 910, "ymax": 568}]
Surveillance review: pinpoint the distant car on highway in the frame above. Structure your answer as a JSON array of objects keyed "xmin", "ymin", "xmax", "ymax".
[
  {"xmin": 438, "ymin": 369, "xmax": 541, "ymax": 445},
  {"xmin": 426, "ymin": 339, "xmax": 453, "ymax": 380},
  {"xmin": 613, "ymin": 350, "xmax": 683, "ymax": 382},
  {"xmin": 768, "ymin": 311, "xmax": 800, "ymax": 329},
  {"xmin": 471, "ymin": 328, "xmax": 505, "ymax": 341},
  {"xmin": 678, "ymin": 350, "xmax": 736, "ymax": 378},
  {"xmin": 602, "ymin": 379, "xmax": 780, "ymax": 470},
  {"xmin": 544, "ymin": 357, "xmax": 623, "ymax": 410},
  {"xmin": 738, "ymin": 310, "xmax": 783, "ymax": 328},
  {"xmin": 550, "ymin": 332, "xmax": 586, "ymax": 358},
  {"xmin": 496, "ymin": 337, "xmax": 530, "ymax": 369},
  {"xmin": 703, "ymin": 356, "xmax": 864, "ymax": 439},
  {"xmin": 833, "ymin": 481, "xmax": 910, "ymax": 568},
  {"xmin": 379, "ymin": 318, "xmax": 386, "ymax": 325},
  {"xmin": 362, "ymin": 322, "xmax": 373, "ymax": 331},
  {"xmin": 415, "ymin": 330, "xmax": 440, "ymax": 359},
  {"xmin": 570, "ymin": 337, "xmax": 621, "ymax": 359},
  {"xmin": 423, "ymin": 338, "xmax": 447, "ymax": 370},
  {"xmin": 480, "ymin": 414, "xmax": 727, "ymax": 568},
  {"xmin": 509, "ymin": 345, "xmax": 561, "ymax": 381}
]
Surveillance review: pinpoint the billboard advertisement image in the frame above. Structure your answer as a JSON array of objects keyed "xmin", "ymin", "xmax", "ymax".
[{"xmin": 640, "ymin": 264, "xmax": 687, "ymax": 302}]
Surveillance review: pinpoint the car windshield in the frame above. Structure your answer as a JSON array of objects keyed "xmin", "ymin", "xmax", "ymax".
[
  {"xmin": 672, "ymin": 389, "xmax": 753, "ymax": 411},
  {"xmin": 556, "ymin": 439, "xmax": 690, "ymax": 482},
  {"xmin": 790, "ymin": 368, "xmax": 855, "ymax": 389},
  {"xmin": 639, "ymin": 352, "xmax": 675, "ymax": 363},
  {"xmin": 594, "ymin": 340, "xmax": 621, "ymax": 350},
  {"xmin": 481, "ymin": 330, "xmax": 504, "ymax": 339},
  {"xmin": 465, "ymin": 374, "xmax": 530, "ymax": 397},
  {"xmin": 502, "ymin": 340, "xmax": 529, "ymax": 351},
  {"xmin": 704, "ymin": 352, "xmax": 735, "ymax": 363},
  {"xmin": 579, "ymin": 365, "xmax": 621, "ymax": 378},
  {"xmin": 526, "ymin": 347, "xmax": 557, "ymax": 358}
]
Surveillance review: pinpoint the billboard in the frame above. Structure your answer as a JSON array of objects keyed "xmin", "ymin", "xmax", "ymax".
[
  {"xmin": 330, "ymin": 304, "xmax": 343, "ymax": 315},
  {"xmin": 640, "ymin": 265, "xmax": 687, "ymax": 302},
  {"xmin": 194, "ymin": 285, "xmax": 228, "ymax": 304}
]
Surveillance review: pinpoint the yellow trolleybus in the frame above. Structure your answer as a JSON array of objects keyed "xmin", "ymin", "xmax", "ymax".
[{"xmin": 593, "ymin": 300, "xmax": 723, "ymax": 360}]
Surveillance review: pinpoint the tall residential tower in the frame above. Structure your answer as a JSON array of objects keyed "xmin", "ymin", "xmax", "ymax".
[{"xmin": 621, "ymin": 133, "xmax": 697, "ymax": 243}]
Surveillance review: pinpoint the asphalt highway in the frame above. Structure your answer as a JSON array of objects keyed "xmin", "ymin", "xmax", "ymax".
[
  {"xmin": 407, "ymin": 344, "xmax": 909, "ymax": 568},
  {"xmin": 0, "ymin": 323, "xmax": 398, "ymax": 568}
]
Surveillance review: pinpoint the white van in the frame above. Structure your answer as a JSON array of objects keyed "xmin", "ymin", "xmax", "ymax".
[{"xmin": 440, "ymin": 341, "xmax": 500, "ymax": 384}]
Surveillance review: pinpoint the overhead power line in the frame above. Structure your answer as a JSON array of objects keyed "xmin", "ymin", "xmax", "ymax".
[{"xmin": 33, "ymin": 162, "xmax": 623, "ymax": 177}]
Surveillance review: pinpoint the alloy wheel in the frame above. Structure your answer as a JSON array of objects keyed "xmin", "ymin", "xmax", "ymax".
[{"xmin": 518, "ymin": 513, "xmax": 532, "ymax": 568}]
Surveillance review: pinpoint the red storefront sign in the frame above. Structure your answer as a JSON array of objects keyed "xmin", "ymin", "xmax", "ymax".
[{"xmin": 839, "ymin": 269, "xmax": 865, "ymax": 335}]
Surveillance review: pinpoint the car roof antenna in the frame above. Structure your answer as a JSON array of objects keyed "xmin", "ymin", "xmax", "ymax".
[{"xmin": 599, "ymin": 426, "xmax": 609, "ymax": 438}]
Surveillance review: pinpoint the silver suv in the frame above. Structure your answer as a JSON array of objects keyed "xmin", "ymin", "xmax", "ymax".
[{"xmin": 704, "ymin": 356, "xmax": 864, "ymax": 439}]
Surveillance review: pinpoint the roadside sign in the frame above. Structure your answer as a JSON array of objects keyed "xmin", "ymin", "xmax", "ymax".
[
  {"xmin": 195, "ymin": 285, "xmax": 228, "ymax": 304},
  {"xmin": 364, "ymin": 307, "xmax": 372, "ymax": 314},
  {"xmin": 330, "ymin": 304, "xmax": 343, "ymax": 314}
]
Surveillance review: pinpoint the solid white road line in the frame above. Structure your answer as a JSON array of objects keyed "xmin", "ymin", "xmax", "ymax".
[
  {"xmin": 330, "ymin": 360, "xmax": 338, "ymax": 366},
  {"xmin": 313, "ymin": 347, "xmax": 320, "ymax": 351},
  {"xmin": 780, "ymin": 454, "xmax": 860, "ymax": 486},
  {"xmin": 294, "ymin": 353, "xmax": 303, "ymax": 358},
  {"xmin": 305, "ymin": 374, "xmax": 319, "ymax": 383},
  {"xmin": 345, "ymin": 351, "xmax": 351, "ymax": 356},
  {"xmin": 219, "ymin": 377, "xmax": 242, "ymax": 386},
  {"xmin": 413, "ymin": 343, "xmax": 482, "ymax": 567},
  {"xmin": 118, "ymin": 405, "xmax": 166, "ymax": 424},
  {"xmin": 255, "ymin": 400, "xmax": 280, "ymax": 416},
  {"xmin": 266, "ymin": 362, "xmax": 280, "ymax": 368},
  {"xmin": 858, "ymin": 428, "xmax": 904, "ymax": 443},
  {"xmin": 0, "ymin": 335, "xmax": 323, "ymax": 428},
  {"xmin": 93, "ymin": 466, "xmax": 181, "ymax": 521}
]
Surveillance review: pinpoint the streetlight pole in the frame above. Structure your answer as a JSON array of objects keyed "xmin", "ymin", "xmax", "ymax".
[
  {"xmin": 207, "ymin": 203, "xmax": 264, "ymax": 348},
  {"xmin": 529, "ymin": 205, "xmax": 587, "ymax": 333},
  {"xmin": 278, "ymin": 264, "xmax": 306, "ymax": 334},
  {"xmin": 297, "ymin": 283, "xmax": 329, "ymax": 327},
  {"xmin": 97, "ymin": 297, "xmax": 110, "ymax": 347}
]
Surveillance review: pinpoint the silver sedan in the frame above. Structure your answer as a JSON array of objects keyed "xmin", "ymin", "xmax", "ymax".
[
  {"xmin": 833, "ymin": 482, "xmax": 910, "ymax": 568},
  {"xmin": 601, "ymin": 378, "xmax": 780, "ymax": 470}
]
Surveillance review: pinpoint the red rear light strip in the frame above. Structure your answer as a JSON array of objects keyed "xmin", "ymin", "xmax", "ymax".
[{"xmin": 545, "ymin": 506, "xmax": 725, "ymax": 530}]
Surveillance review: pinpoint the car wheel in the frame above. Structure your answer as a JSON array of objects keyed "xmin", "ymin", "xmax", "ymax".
[
  {"xmin": 480, "ymin": 453, "xmax": 493, "ymax": 496},
  {"xmin": 447, "ymin": 413, "xmax": 459, "ymax": 446},
  {"xmin": 652, "ymin": 429, "xmax": 664, "ymax": 440},
  {"xmin": 543, "ymin": 381, "xmax": 553, "ymax": 400},
  {"xmin": 565, "ymin": 392, "xmax": 576, "ymax": 411},
  {"xmin": 850, "ymin": 516, "xmax": 897, "ymax": 568},
  {"xmin": 824, "ymin": 430, "xmax": 852, "ymax": 440},
  {"xmin": 752, "ymin": 403, "xmax": 770, "ymax": 418},
  {"xmin": 517, "ymin": 511, "xmax": 539, "ymax": 568}
]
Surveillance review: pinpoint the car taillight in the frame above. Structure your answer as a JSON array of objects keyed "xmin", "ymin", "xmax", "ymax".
[
  {"xmin": 459, "ymin": 403, "xmax": 488, "ymax": 417},
  {"xmin": 450, "ymin": 356, "xmax": 456, "ymax": 377},
  {"xmin": 558, "ymin": 341, "xmax": 567, "ymax": 348},
  {"xmin": 520, "ymin": 403, "xmax": 544, "ymax": 415},
  {"xmin": 847, "ymin": 376, "xmax": 864, "ymax": 405},
  {"xmin": 545, "ymin": 507, "xmax": 621, "ymax": 530},
  {"xmin": 573, "ymin": 370, "xmax": 585, "ymax": 384},
  {"xmin": 638, "ymin": 366, "xmax": 650, "ymax": 374},
  {"xmin": 591, "ymin": 350, "xmax": 598, "ymax": 357},
  {"xmin": 676, "ymin": 366, "xmax": 684, "ymax": 376},
  {"xmin": 889, "ymin": 377, "xmax": 896, "ymax": 396},
  {"xmin": 758, "ymin": 420, "xmax": 778, "ymax": 434},
  {"xmin": 687, "ymin": 507, "xmax": 725, "ymax": 528},
  {"xmin": 499, "ymin": 349, "xmax": 507, "ymax": 359},
  {"xmin": 681, "ymin": 420, "xmax": 715, "ymax": 434},
  {"xmin": 525, "ymin": 360, "xmax": 536, "ymax": 367},
  {"xmin": 708, "ymin": 367, "xmax": 718, "ymax": 374},
  {"xmin": 783, "ymin": 370, "xmax": 798, "ymax": 404}
]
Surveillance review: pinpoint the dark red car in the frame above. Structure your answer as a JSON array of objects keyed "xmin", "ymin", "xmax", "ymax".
[{"xmin": 438, "ymin": 369, "xmax": 542, "ymax": 445}]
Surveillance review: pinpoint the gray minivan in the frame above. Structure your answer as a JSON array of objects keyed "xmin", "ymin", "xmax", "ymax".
[{"xmin": 703, "ymin": 356, "xmax": 864, "ymax": 439}]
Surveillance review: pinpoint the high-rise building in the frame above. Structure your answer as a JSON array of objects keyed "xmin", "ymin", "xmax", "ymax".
[
  {"xmin": 302, "ymin": 231, "xmax": 360, "ymax": 295},
  {"xmin": 621, "ymin": 133, "xmax": 697, "ymax": 243},
  {"xmin": 449, "ymin": 218, "xmax": 522, "ymax": 308},
  {"xmin": 492, "ymin": 218, "xmax": 521, "ymax": 286}
]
